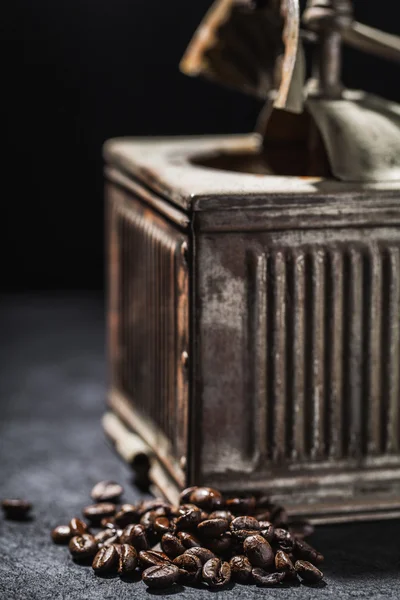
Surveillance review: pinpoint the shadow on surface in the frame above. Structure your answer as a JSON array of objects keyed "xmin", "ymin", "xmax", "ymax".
[{"xmin": 311, "ymin": 519, "xmax": 400, "ymax": 578}]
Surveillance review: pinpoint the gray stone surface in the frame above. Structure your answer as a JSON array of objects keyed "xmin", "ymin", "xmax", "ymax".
[{"xmin": 1, "ymin": 294, "xmax": 400, "ymax": 599}]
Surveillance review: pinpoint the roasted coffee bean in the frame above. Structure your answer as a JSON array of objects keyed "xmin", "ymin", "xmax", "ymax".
[
  {"xmin": 275, "ymin": 550, "xmax": 296, "ymax": 579},
  {"xmin": 252, "ymin": 569, "xmax": 286, "ymax": 586},
  {"xmin": 295, "ymin": 539, "xmax": 324, "ymax": 565},
  {"xmin": 189, "ymin": 487, "xmax": 223, "ymax": 511},
  {"xmin": 102, "ymin": 532, "xmax": 121, "ymax": 547},
  {"xmin": 177, "ymin": 531, "xmax": 202, "ymax": 549},
  {"xmin": 69, "ymin": 517, "xmax": 89, "ymax": 536},
  {"xmin": 229, "ymin": 555, "xmax": 252, "ymax": 583},
  {"xmin": 204, "ymin": 533, "xmax": 232, "ymax": 555},
  {"xmin": 2, "ymin": 499, "xmax": 32, "ymax": 520},
  {"xmin": 231, "ymin": 516, "xmax": 260, "ymax": 532},
  {"xmin": 288, "ymin": 520, "xmax": 314, "ymax": 540},
  {"xmin": 137, "ymin": 499, "xmax": 172, "ymax": 517},
  {"xmin": 274, "ymin": 527, "xmax": 295, "ymax": 552},
  {"xmin": 140, "ymin": 510, "xmax": 157, "ymax": 530},
  {"xmin": 161, "ymin": 533, "xmax": 186, "ymax": 558},
  {"xmin": 69, "ymin": 534, "xmax": 98, "ymax": 561},
  {"xmin": 51, "ymin": 525, "xmax": 71, "ymax": 544},
  {"xmin": 295, "ymin": 560, "xmax": 324, "ymax": 583},
  {"xmin": 225, "ymin": 496, "xmax": 256, "ymax": 515},
  {"xmin": 142, "ymin": 564, "xmax": 180, "ymax": 589},
  {"xmin": 202, "ymin": 558, "xmax": 231, "ymax": 588},
  {"xmin": 243, "ymin": 534, "xmax": 274, "ymax": 569},
  {"xmin": 173, "ymin": 554, "xmax": 202, "ymax": 584},
  {"xmin": 179, "ymin": 486, "xmax": 198, "ymax": 504},
  {"xmin": 255, "ymin": 511, "xmax": 272, "ymax": 522},
  {"xmin": 83, "ymin": 503, "xmax": 116, "ymax": 524},
  {"xmin": 184, "ymin": 547, "xmax": 215, "ymax": 565},
  {"xmin": 270, "ymin": 505, "xmax": 288, "ymax": 527},
  {"xmin": 95, "ymin": 529, "xmax": 118, "ymax": 545},
  {"xmin": 101, "ymin": 517, "xmax": 116, "ymax": 529},
  {"xmin": 176, "ymin": 506, "xmax": 202, "ymax": 530},
  {"xmin": 259, "ymin": 521, "xmax": 275, "ymax": 543},
  {"xmin": 230, "ymin": 516, "xmax": 260, "ymax": 542},
  {"xmin": 208, "ymin": 510, "xmax": 233, "ymax": 523},
  {"xmin": 117, "ymin": 544, "xmax": 138, "ymax": 575},
  {"xmin": 255, "ymin": 495, "xmax": 271, "ymax": 509},
  {"xmin": 120, "ymin": 524, "xmax": 149, "ymax": 551},
  {"xmin": 90, "ymin": 480, "xmax": 124, "ymax": 503},
  {"xmin": 139, "ymin": 550, "xmax": 172, "ymax": 569},
  {"xmin": 153, "ymin": 516, "xmax": 172, "ymax": 535},
  {"xmin": 114, "ymin": 504, "xmax": 138, "ymax": 527},
  {"xmin": 92, "ymin": 545, "xmax": 118, "ymax": 573},
  {"xmin": 197, "ymin": 518, "xmax": 229, "ymax": 538}
]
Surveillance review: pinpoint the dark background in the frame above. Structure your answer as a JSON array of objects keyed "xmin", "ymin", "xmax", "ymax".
[{"xmin": 3, "ymin": 0, "xmax": 400, "ymax": 292}]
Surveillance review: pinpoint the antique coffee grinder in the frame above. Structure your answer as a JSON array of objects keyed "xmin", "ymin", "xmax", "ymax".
[{"xmin": 103, "ymin": 0, "xmax": 400, "ymax": 523}]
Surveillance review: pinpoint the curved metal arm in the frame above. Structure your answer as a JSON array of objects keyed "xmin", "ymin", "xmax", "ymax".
[{"xmin": 342, "ymin": 22, "xmax": 400, "ymax": 64}]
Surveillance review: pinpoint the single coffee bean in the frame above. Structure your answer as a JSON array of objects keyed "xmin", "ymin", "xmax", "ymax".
[
  {"xmin": 139, "ymin": 550, "xmax": 172, "ymax": 569},
  {"xmin": 90, "ymin": 481, "xmax": 124, "ymax": 503},
  {"xmin": 179, "ymin": 486, "xmax": 198, "ymax": 504},
  {"xmin": 142, "ymin": 564, "xmax": 180, "ymax": 589},
  {"xmin": 95, "ymin": 529, "xmax": 118, "ymax": 545},
  {"xmin": 83, "ymin": 503, "xmax": 116, "ymax": 524},
  {"xmin": 2, "ymin": 499, "xmax": 32, "ymax": 520},
  {"xmin": 255, "ymin": 511, "xmax": 272, "ymax": 521},
  {"xmin": 114, "ymin": 504, "xmax": 138, "ymax": 528},
  {"xmin": 69, "ymin": 517, "xmax": 89, "ymax": 536},
  {"xmin": 69, "ymin": 534, "xmax": 98, "ymax": 561},
  {"xmin": 288, "ymin": 520, "xmax": 314, "ymax": 540},
  {"xmin": 51, "ymin": 525, "xmax": 71, "ymax": 545},
  {"xmin": 255, "ymin": 495, "xmax": 271, "ymax": 509},
  {"xmin": 294, "ymin": 539, "xmax": 324, "ymax": 565},
  {"xmin": 161, "ymin": 533, "xmax": 186, "ymax": 559},
  {"xmin": 274, "ymin": 527, "xmax": 295, "ymax": 552},
  {"xmin": 101, "ymin": 517, "xmax": 116, "ymax": 529},
  {"xmin": 295, "ymin": 560, "xmax": 324, "ymax": 583},
  {"xmin": 229, "ymin": 555, "xmax": 252, "ymax": 583},
  {"xmin": 177, "ymin": 531, "xmax": 202, "ymax": 549},
  {"xmin": 205, "ymin": 532, "xmax": 232, "ymax": 555},
  {"xmin": 243, "ymin": 534, "xmax": 274, "ymax": 569},
  {"xmin": 140, "ymin": 510, "xmax": 158, "ymax": 530},
  {"xmin": 275, "ymin": 550, "xmax": 296, "ymax": 578},
  {"xmin": 92, "ymin": 545, "xmax": 118, "ymax": 574},
  {"xmin": 252, "ymin": 568, "xmax": 286, "ymax": 586},
  {"xmin": 189, "ymin": 487, "xmax": 223, "ymax": 511},
  {"xmin": 208, "ymin": 510, "xmax": 233, "ymax": 523},
  {"xmin": 102, "ymin": 532, "xmax": 120, "ymax": 547},
  {"xmin": 137, "ymin": 499, "xmax": 173, "ymax": 517},
  {"xmin": 184, "ymin": 547, "xmax": 215, "ymax": 565},
  {"xmin": 176, "ymin": 506, "xmax": 202, "ymax": 531},
  {"xmin": 197, "ymin": 518, "xmax": 229, "ymax": 538},
  {"xmin": 258, "ymin": 521, "xmax": 275, "ymax": 543},
  {"xmin": 231, "ymin": 516, "xmax": 260, "ymax": 532},
  {"xmin": 120, "ymin": 524, "xmax": 149, "ymax": 551},
  {"xmin": 225, "ymin": 496, "xmax": 256, "ymax": 515},
  {"xmin": 173, "ymin": 554, "xmax": 202, "ymax": 584},
  {"xmin": 153, "ymin": 516, "xmax": 171, "ymax": 535},
  {"xmin": 270, "ymin": 505, "xmax": 288, "ymax": 527},
  {"xmin": 202, "ymin": 558, "xmax": 231, "ymax": 588},
  {"xmin": 118, "ymin": 544, "xmax": 138, "ymax": 575}
]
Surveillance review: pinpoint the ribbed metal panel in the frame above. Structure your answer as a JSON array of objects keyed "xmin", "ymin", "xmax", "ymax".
[
  {"xmin": 111, "ymin": 194, "xmax": 188, "ymax": 458},
  {"xmin": 255, "ymin": 243, "xmax": 400, "ymax": 462}
]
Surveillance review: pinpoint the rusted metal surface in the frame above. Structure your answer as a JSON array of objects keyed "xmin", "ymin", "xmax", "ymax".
[
  {"xmin": 107, "ymin": 182, "xmax": 189, "ymax": 489},
  {"xmin": 105, "ymin": 135, "xmax": 400, "ymax": 522},
  {"xmin": 180, "ymin": 0, "xmax": 303, "ymax": 113}
]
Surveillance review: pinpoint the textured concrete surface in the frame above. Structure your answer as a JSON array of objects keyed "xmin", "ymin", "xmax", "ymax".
[{"xmin": 1, "ymin": 294, "xmax": 400, "ymax": 599}]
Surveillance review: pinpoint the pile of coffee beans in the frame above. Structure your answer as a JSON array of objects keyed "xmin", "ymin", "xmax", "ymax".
[{"xmin": 50, "ymin": 481, "xmax": 325, "ymax": 589}]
